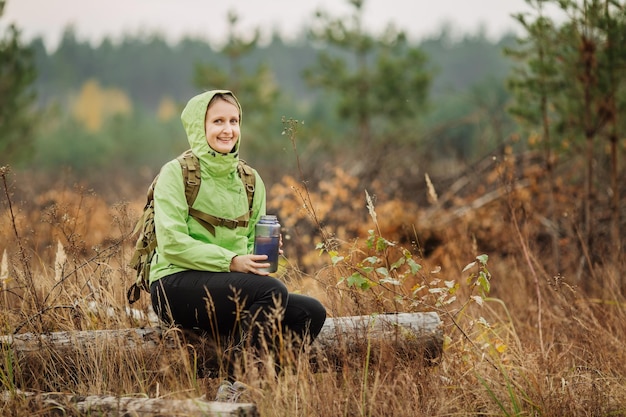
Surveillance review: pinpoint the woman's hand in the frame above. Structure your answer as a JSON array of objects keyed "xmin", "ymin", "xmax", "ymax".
[
  {"xmin": 230, "ymin": 234, "xmax": 284, "ymax": 275},
  {"xmin": 229, "ymin": 254, "xmax": 271, "ymax": 275}
]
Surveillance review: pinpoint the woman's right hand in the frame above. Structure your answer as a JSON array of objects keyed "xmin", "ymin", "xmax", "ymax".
[{"xmin": 229, "ymin": 254, "xmax": 271, "ymax": 275}]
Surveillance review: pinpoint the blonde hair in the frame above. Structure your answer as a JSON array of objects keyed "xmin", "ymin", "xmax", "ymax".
[{"xmin": 207, "ymin": 93, "xmax": 240, "ymax": 117}]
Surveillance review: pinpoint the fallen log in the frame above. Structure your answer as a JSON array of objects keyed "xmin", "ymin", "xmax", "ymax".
[
  {"xmin": 0, "ymin": 312, "xmax": 443, "ymax": 364},
  {"xmin": 1, "ymin": 312, "xmax": 443, "ymax": 379},
  {"xmin": 0, "ymin": 313, "xmax": 442, "ymax": 415},
  {"xmin": 1, "ymin": 390, "xmax": 258, "ymax": 417},
  {"xmin": 312, "ymin": 312, "xmax": 443, "ymax": 368}
]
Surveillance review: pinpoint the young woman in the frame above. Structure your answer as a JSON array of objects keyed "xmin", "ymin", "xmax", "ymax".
[{"xmin": 149, "ymin": 90, "xmax": 326, "ymax": 401}]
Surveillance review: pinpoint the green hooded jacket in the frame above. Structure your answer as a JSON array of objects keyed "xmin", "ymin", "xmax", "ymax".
[{"xmin": 149, "ymin": 90, "xmax": 266, "ymax": 285}]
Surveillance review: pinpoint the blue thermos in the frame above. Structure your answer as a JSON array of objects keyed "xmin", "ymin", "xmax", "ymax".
[{"xmin": 253, "ymin": 215, "xmax": 281, "ymax": 273}]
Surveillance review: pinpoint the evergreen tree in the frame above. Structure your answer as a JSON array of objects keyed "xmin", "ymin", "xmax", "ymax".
[
  {"xmin": 506, "ymin": 0, "xmax": 564, "ymax": 271},
  {"xmin": 599, "ymin": 0, "xmax": 625, "ymax": 266},
  {"xmin": 553, "ymin": 0, "xmax": 624, "ymax": 268},
  {"xmin": 0, "ymin": 0, "xmax": 37, "ymax": 166},
  {"xmin": 192, "ymin": 10, "xmax": 281, "ymax": 167},
  {"xmin": 507, "ymin": 0, "xmax": 625, "ymax": 288},
  {"xmin": 304, "ymin": 0, "xmax": 430, "ymax": 147}
]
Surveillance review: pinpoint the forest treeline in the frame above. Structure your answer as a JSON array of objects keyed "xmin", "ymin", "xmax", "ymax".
[
  {"xmin": 5, "ymin": 2, "xmax": 519, "ymax": 196},
  {"xmin": 29, "ymin": 26, "xmax": 515, "ymax": 112}
]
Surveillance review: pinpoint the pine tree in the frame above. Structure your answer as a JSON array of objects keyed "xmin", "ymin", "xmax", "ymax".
[
  {"xmin": 192, "ymin": 10, "xmax": 280, "ymax": 163},
  {"xmin": 507, "ymin": 0, "xmax": 625, "ymax": 290},
  {"xmin": 506, "ymin": 0, "xmax": 563, "ymax": 271},
  {"xmin": 597, "ymin": 0, "xmax": 625, "ymax": 267},
  {"xmin": 0, "ymin": 0, "xmax": 37, "ymax": 166},
  {"xmin": 555, "ymin": 0, "xmax": 623, "ymax": 275},
  {"xmin": 304, "ymin": 0, "xmax": 430, "ymax": 147}
]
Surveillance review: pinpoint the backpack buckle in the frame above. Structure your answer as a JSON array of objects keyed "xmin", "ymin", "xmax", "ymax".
[{"xmin": 217, "ymin": 218, "xmax": 238, "ymax": 228}]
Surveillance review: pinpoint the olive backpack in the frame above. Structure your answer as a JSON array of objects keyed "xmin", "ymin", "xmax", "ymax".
[{"xmin": 126, "ymin": 149, "xmax": 255, "ymax": 304}]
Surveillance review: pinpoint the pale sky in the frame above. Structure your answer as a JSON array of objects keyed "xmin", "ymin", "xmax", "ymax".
[{"xmin": 3, "ymin": 0, "xmax": 565, "ymax": 51}]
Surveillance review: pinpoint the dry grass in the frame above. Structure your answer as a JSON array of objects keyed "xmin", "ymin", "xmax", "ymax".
[{"xmin": 0, "ymin": 163, "xmax": 625, "ymax": 417}]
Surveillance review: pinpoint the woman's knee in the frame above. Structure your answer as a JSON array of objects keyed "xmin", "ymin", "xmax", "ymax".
[
  {"xmin": 288, "ymin": 294, "xmax": 326, "ymax": 328},
  {"xmin": 309, "ymin": 298, "xmax": 327, "ymax": 328},
  {"xmin": 261, "ymin": 277, "xmax": 289, "ymax": 304},
  {"xmin": 302, "ymin": 294, "xmax": 326, "ymax": 317}
]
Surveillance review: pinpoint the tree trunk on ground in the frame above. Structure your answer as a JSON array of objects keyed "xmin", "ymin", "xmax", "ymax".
[
  {"xmin": 1, "ymin": 390, "xmax": 259, "ymax": 417},
  {"xmin": 0, "ymin": 312, "xmax": 443, "ymax": 370}
]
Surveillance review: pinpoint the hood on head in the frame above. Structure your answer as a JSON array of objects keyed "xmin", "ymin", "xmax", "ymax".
[{"xmin": 180, "ymin": 90, "xmax": 243, "ymax": 162}]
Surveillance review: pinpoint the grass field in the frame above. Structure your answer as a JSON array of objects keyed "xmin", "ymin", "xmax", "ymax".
[{"xmin": 0, "ymin": 159, "xmax": 624, "ymax": 416}]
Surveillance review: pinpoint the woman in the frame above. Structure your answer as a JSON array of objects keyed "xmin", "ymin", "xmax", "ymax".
[{"xmin": 149, "ymin": 90, "xmax": 326, "ymax": 401}]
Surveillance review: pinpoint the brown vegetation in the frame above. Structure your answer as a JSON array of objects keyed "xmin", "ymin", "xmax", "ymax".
[{"xmin": 0, "ymin": 148, "xmax": 625, "ymax": 415}]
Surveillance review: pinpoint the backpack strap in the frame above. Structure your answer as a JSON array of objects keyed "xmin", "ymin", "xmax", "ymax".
[
  {"xmin": 177, "ymin": 151, "xmax": 257, "ymax": 236},
  {"xmin": 127, "ymin": 176, "xmax": 160, "ymax": 304},
  {"xmin": 238, "ymin": 159, "xmax": 256, "ymax": 216},
  {"xmin": 188, "ymin": 208, "xmax": 250, "ymax": 236},
  {"xmin": 177, "ymin": 149, "xmax": 201, "ymax": 206}
]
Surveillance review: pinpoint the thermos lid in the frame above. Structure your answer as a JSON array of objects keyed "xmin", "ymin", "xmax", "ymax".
[{"xmin": 260, "ymin": 215, "xmax": 278, "ymax": 222}]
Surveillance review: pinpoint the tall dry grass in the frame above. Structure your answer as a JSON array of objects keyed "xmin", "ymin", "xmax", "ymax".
[{"xmin": 0, "ymin": 154, "xmax": 625, "ymax": 416}]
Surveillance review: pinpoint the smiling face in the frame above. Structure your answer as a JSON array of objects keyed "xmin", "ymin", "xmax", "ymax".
[{"xmin": 204, "ymin": 96, "xmax": 241, "ymax": 154}]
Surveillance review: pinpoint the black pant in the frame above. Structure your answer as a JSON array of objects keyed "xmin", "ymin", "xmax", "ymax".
[{"xmin": 150, "ymin": 270, "xmax": 326, "ymax": 363}]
